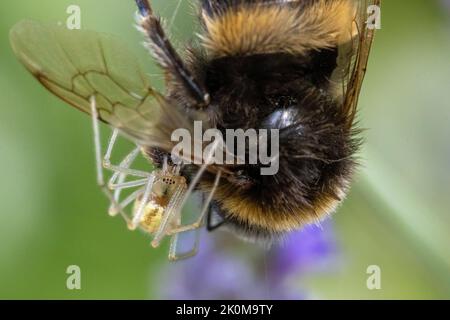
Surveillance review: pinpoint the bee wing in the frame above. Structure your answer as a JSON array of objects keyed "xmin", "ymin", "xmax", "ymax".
[
  {"xmin": 9, "ymin": 20, "xmax": 184, "ymax": 149},
  {"xmin": 340, "ymin": 0, "xmax": 380, "ymax": 127}
]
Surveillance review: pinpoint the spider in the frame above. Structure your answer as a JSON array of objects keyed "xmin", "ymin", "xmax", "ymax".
[{"xmin": 90, "ymin": 97, "xmax": 222, "ymax": 261}]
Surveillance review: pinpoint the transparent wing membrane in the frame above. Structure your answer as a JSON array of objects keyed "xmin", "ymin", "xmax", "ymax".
[
  {"xmin": 9, "ymin": 20, "xmax": 175, "ymax": 147},
  {"xmin": 340, "ymin": 0, "xmax": 380, "ymax": 125}
]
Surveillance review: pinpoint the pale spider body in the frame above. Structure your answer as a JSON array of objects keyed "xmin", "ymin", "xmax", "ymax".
[{"xmin": 131, "ymin": 169, "xmax": 187, "ymax": 235}]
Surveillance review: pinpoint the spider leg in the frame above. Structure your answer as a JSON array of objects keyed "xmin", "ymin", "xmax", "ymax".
[
  {"xmin": 143, "ymin": 137, "xmax": 221, "ymax": 256},
  {"xmin": 162, "ymin": 141, "xmax": 221, "ymax": 259},
  {"xmin": 104, "ymin": 142, "xmax": 150, "ymax": 216},
  {"xmin": 106, "ymin": 178, "xmax": 149, "ymax": 217},
  {"xmin": 103, "ymin": 134, "xmax": 152, "ymax": 216},
  {"xmin": 107, "ymin": 145, "xmax": 141, "ymax": 191},
  {"xmin": 128, "ymin": 174, "xmax": 156, "ymax": 230},
  {"xmin": 102, "ymin": 125, "xmax": 151, "ymax": 179},
  {"xmin": 90, "ymin": 96, "xmax": 156, "ymax": 217},
  {"xmin": 90, "ymin": 96, "xmax": 133, "ymax": 224},
  {"xmin": 168, "ymin": 170, "xmax": 222, "ymax": 235},
  {"xmin": 97, "ymin": 128, "xmax": 150, "ymax": 200},
  {"xmin": 90, "ymin": 97, "xmax": 156, "ymax": 225},
  {"xmin": 168, "ymin": 229, "xmax": 201, "ymax": 261},
  {"xmin": 115, "ymin": 188, "xmax": 143, "ymax": 213},
  {"xmin": 167, "ymin": 170, "xmax": 222, "ymax": 261},
  {"xmin": 108, "ymin": 179, "xmax": 149, "ymax": 191},
  {"xmin": 150, "ymin": 184, "xmax": 186, "ymax": 248}
]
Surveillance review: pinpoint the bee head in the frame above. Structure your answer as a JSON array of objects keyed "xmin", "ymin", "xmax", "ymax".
[{"xmin": 195, "ymin": 50, "xmax": 361, "ymax": 241}]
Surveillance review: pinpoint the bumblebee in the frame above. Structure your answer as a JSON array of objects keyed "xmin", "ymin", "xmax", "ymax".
[{"xmin": 10, "ymin": 0, "xmax": 379, "ymax": 257}]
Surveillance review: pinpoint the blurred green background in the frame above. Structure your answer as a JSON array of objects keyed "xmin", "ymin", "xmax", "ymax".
[{"xmin": 0, "ymin": 0, "xmax": 449, "ymax": 299}]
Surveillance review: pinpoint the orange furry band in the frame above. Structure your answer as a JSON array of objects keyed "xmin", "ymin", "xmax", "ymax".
[{"xmin": 200, "ymin": 0, "xmax": 357, "ymax": 57}]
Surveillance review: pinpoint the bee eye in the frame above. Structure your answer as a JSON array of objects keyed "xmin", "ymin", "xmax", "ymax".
[{"xmin": 262, "ymin": 106, "xmax": 298, "ymax": 130}]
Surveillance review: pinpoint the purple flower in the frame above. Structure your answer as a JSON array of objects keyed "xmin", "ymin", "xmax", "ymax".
[
  {"xmin": 270, "ymin": 222, "xmax": 336, "ymax": 280},
  {"xmin": 441, "ymin": 0, "xmax": 450, "ymax": 11},
  {"xmin": 156, "ymin": 221, "xmax": 336, "ymax": 300}
]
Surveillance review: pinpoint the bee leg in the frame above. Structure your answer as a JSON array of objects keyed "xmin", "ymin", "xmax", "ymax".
[
  {"xmin": 206, "ymin": 206, "xmax": 227, "ymax": 232},
  {"xmin": 135, "ymin": 0, "xmax": 210, "ymax": 107}
]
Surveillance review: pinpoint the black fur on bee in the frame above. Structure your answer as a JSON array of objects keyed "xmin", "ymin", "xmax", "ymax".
[{"xmin": 138, "ymin": 0, "xmax": 375, "ymax": 242}]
